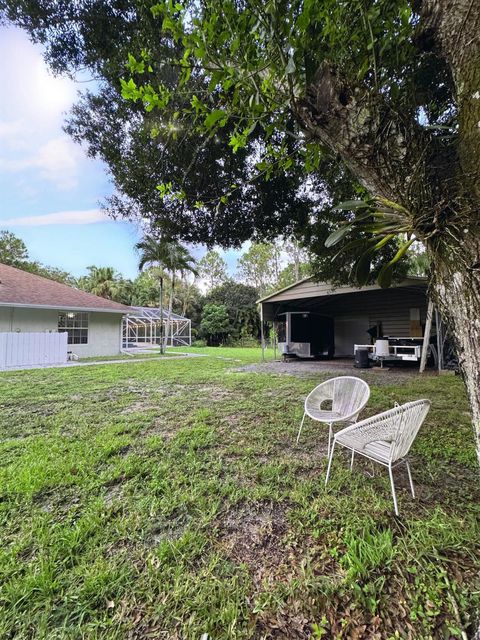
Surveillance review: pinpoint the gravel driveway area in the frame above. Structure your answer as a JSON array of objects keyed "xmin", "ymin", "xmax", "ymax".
[{"xmin": 236, "ymin": 358, "xmax": 442, "ymax": 385}]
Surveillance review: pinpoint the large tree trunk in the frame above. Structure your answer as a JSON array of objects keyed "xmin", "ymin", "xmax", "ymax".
[
  {"xmin": 429, "ymin": 239, "xmax": 480, "ymax": 465},
  {"xmin": 295, "ymin": 0, "xmax": 480, "ymax": 464}
]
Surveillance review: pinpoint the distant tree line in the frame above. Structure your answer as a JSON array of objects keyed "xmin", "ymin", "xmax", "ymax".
[
  {"xmin": 0, "ymin": 230, "xmax": 314, "ymax": 345},
  {"xmin": 0, "ymin": 229, "xmax": 430, "ymax": 346}
]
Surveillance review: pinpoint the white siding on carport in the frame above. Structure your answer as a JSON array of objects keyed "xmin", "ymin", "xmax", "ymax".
[
  {"xmin": 330, "ymin": 290, "xmax": 430, "ymax": 338},
  {"xmin": 334, "ymin": 317, "xmax": 371, "ymax": 356}
]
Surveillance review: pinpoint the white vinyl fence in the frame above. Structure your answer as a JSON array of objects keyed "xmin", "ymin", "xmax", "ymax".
[{"xmin": 0, "ymin": 332, "xmax": 68, "ymax": 370}]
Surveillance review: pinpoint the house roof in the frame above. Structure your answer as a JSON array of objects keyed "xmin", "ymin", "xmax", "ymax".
[
  {"xmin": 0, "ymin": 263, "xmax": 131, "ymax": 314},
  {"xmin": 257, "ymin": 276, "xmax": 428, "ymax": 304}
]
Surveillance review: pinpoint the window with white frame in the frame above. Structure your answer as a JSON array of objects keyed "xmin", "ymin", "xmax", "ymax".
[{"xmin": 58, "ymin": 312, "xmax": 89, "ymax": 344}]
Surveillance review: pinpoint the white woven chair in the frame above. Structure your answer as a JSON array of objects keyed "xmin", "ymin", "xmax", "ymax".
[
  {"xmin": 297, "ymin": 376, "xmax": 370, "ymax": 454},
  {"xmin": 325, "ymin": 399, "xmax": 431, "ymax": 515}
]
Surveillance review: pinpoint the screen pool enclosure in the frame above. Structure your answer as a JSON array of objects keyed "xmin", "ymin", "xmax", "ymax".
[{"xmin": 122, "ymin": 307, "xmax": 191, "ymax": 348}]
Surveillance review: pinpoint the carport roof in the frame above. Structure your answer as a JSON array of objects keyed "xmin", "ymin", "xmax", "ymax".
[{"xmin": 257, "ymin": 276, "xmax": 427, "ymax": 305}]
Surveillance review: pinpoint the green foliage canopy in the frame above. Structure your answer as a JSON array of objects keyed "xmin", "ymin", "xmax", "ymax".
[
  {"xmin": 116, "ymin": 0, "xmax": 460, "ymax": 286},
  {"xmin": 0, "ymin": 1, "xmax": 374, "ymax": 284},
  {"xmin": 199, "ymin": 303, "xmax": 230, "ymax": 345},
  {"xmin": 198, "ymin": 250, "xmax": 228, "ymax": 290},
  {"xmin": 0, "ymin": 230, "xmax": 29, "ymax": 266},
  {"xmin": 77, "ymin": 266, "xmax": 133, "ymax": 304},
  {"xmin": 205, "ymin": 280, "xmax": 260, "ymax": 341}
]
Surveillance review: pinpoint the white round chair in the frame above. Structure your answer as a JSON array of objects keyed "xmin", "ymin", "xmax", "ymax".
[
  {"xmin": 325, "ymin": 399, "xmax": 431, "ymax": 515},
  {"xmin": 297, "ymin": 376, "xmax": 371, "ymax": 455}
]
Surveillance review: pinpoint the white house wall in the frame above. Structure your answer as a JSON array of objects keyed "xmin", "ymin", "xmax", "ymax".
[
  {"xmin": 71, "ymin": 313, "xmax": 122, "ymax": 358},
  {"xmin": 0, "ymin": 306, "xmax": 58, "ymax": 332},
  {"xmin": 0, "ymin": 307, "xmax": 122, "ymax": 357}
]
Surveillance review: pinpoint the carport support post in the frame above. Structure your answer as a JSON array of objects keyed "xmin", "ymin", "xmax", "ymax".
[
  {"xmin": 260, "ymin": 304, "xmax": 265, "ymax": 362},
  {"xmin": 419, "ymin": 299, "xmax": 434, "ymax": 373},
  {"xmin": 273, "ymin": 322, "xmax": 277, "ymax": 361}
]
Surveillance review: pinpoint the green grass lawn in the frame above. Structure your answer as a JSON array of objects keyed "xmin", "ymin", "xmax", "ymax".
[
  {"xmin": 166, "ymin": 345, "xmax": 276, "ymax": 362},
  {"xmin": 79, "ymin": 351, "xmax": 183, "ymax": 362},
  {"xmin": 0, "ymin": 348, "xmax": 479, "ymax": 639}
]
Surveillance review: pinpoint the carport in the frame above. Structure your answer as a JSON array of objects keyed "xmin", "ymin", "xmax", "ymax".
[{"xmin": 258, "ymin": 277, "xmax": 445, "ymax": 370}]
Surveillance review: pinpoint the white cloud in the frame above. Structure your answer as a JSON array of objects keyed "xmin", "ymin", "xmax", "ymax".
[
  {"xmin": 0, "ymin": 119, "xmax": 26, "ymax": 146},
  {"xmin": 0, "ymin": 135, "xmax": 81, "ymax": 189},
  {"xmin": 32, "ymin": 137, "xmax": 81, "ymax": 189},
  {"xmin": 0, "ymin": 28, "xmax": 77, "ymax": 128},
  {"xmin": 0, "ymin": 28, "xmax": 87, "ymax": 191},
  {"xmin": 1, "ymin": 209, "xmax": 110, "ymax": 226}
]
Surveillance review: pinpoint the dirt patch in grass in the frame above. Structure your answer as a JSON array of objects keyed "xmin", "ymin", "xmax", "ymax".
[
  {"xmin": 120, "ymin": 400, "xmax": 157, "ymax": 415},
  {"xmin": 218, "ymin": 501, "xmax": 344, "ymax": 639},
  {"xmin": 139, "ymin": 416, "xmax": 180, "ymax": 441},
  {"xmin": 217, "ymin": 501, "xmax": 294, "ymax": 586},
  {"xmin": 120, "ymin": 383, "xmax": 240, "ymax": 416},
  {"xmin": 33, "ymin": 488, "xmax": 82, "ymax": 516},
  {"xmin": 288, "ymin": 438, "xmax": 330, "ymax": 460},
  {"xmin": 190, "ymin": 384, "xmax": 245, "ymax": 403},
  {"xmin": 220, "ymin": 413, "xmax": 243, "ymax": 428},
  {"xmin": 254, "ymin": 611, "xmax": 312, "ymax": 639},
  {"xmin": 145, "ymin": 510, "xmax": 191, "ymax": 547},
  {"xmin": 103, "ymin": 480, "xmax": 125, "ymax": 507}
]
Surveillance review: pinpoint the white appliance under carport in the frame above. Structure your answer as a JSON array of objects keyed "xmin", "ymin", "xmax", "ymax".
[{"xmin": 354, "ymin": 337, "xmax": 424, "ymax": 365}]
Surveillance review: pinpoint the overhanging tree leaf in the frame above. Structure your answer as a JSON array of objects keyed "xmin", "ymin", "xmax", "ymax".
[
  {"xmin": 377, "ymin": 239, "xmax": 415, "ymax": 288},
  {"xmin": 333, "ymin": 200, "xmax": 371, "ymax": 211},
  {"xmin": 354, "ymin": 250, "xmax": 374, "ymax": 286},
  {"xmin": 325, "ymin": 225, "xmax": 353, "ymax": 248}
]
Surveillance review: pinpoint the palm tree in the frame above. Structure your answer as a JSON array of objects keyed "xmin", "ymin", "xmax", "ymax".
[
  {"xmin": 175, "ymin": 279, "xmax": 200, "ymax": 318},
  {"xmin": 135, "ymin": 235, "xmax": 197, "ymax": 352},
  {"xmin": 162, "ymin": 243, "xmax": 197, "ymax": 347},
  {"xmin": 78, "ymin": 266, "xmax": 127, "ymax": 301}
]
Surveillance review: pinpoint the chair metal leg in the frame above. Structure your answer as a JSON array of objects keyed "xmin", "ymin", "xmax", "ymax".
[
  {"xmin": 325, "ymin": 441, "xmax": 336, "ymax": 487},
  {"xmin": 405, "ymin": 459, "xmax": 415, "ymax": 498},
  {"xmin": 327, "ymin": 423, "xmax": 333, "ymax": 457},
  {"xmin": 296, "ymin": 412, "xmax": 306, "ymax": 444},
  {"xmin": 350, "ymin": 449, "xmax": 355, "ymax": 470},
  {"xmin": 388, "ymin": 464, "xmax": 399, "ymax": 516}
]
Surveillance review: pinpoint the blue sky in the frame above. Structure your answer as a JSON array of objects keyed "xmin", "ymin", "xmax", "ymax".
[{"xmin": 0, "ymin": 26, "xmax": 241, "ymax": 281}]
